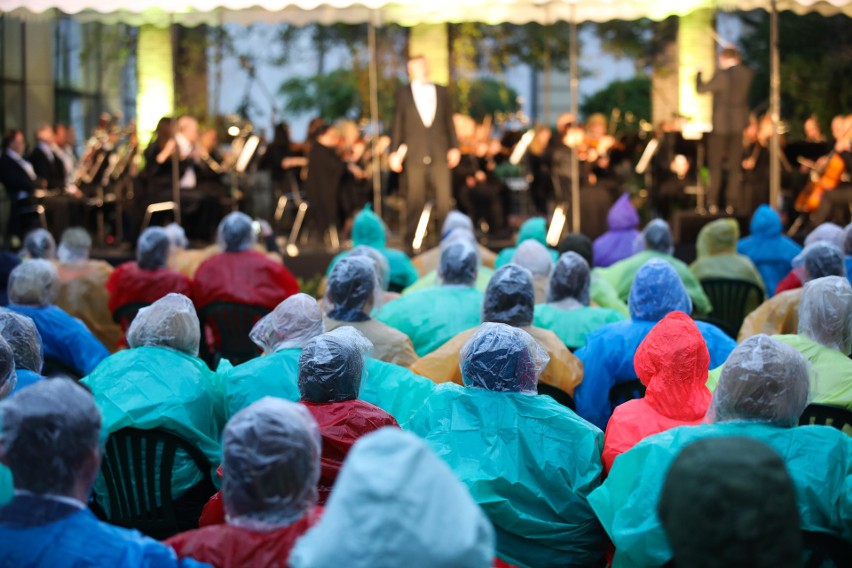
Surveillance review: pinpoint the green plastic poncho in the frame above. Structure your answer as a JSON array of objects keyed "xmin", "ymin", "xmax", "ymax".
[
  {"xmin": 590, "ymin": 275, "xmax": 629, "ymax": 316},
  {"xmin": 82, "ymin": 346, "xmax": 224, "ymax": 504},
  {"xmin": 402, "ymin": 266, "xmax": 494, "ymax": 295},
  {"xmin": 410, "ymin": 384, "xmax": 606, "ymax": 567},
  {"xmin": 494, "ymin": 218, "xmax": 559, "ymax": 268},
  {"xmin": 595, "ymin": 250, "xmax": 712, "ymax": 314},
  {"xmin": 221, "ymin": 349, "xmax": 434, "ymax": 428},
  {"xmin": 589, "ymin": 422, "xmax": 852, "ymax": 567},
  {"xmin": 327, "ymin": 206, "xmax": 418, "ymax": 292},
  {"xmin": 533, "ymin": 305, "xmax": 626, "ymax": 350},
  {"xmin": 689, "ymin": 218, "xmax": 766, "ymax": 292},
  {"xmin": 377, "ymin": 287, "xmax": 484, "ymax": 356}
]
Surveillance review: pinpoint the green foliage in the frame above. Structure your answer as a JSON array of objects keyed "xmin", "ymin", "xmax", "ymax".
[
  {"xmin": 279, "ymin": 69, "xmax": 363, "ymax": 120},
  {"xmin": 580, "ymin": 76, "xmax": 651, "ymax": 123},
  {"xmin": 458, "ymin": 77, "xmax": 520, "ymax": 120},
  {"xmin": 595, "ymin": 18, "xmax": 678, "ymax": 72}
]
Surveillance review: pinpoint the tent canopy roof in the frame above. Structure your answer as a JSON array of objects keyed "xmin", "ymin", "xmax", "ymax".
[{"xmin": 4, "ymin": 0, "xmax": 851, "ymax": 26}]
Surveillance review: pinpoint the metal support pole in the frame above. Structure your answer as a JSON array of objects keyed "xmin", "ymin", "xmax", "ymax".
[
  {"xmin": 569, "ymin": 14, "xmax": 580, "ymax": 233},
  {"xmin": 769, "ymin": 0, "xmax": 781, "ymax": 211},
  {"xmin": 368, "ymin": 13, "xmax": 382, "ymax": 217}
]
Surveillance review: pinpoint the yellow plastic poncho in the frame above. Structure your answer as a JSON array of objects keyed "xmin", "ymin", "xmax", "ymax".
[{"xmin": 54, "ymin": 260, "xmax": 123, "ymax": 352}]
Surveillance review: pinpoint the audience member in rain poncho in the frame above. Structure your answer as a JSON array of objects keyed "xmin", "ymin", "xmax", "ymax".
[
  {"xmin": 511, "ymin": 239, "xmax": 553, "ymax": 304},
  {"xmin": 775, "ymin": 222, "xmax": 845, "ymax": 294},
  {"xmin": 323, "ymin": 256, "xmax": 418, "ymax": 367},
  {"xmin": 107, "ymin": 227, "xmax": 193, "ymax": 326},
  {"xmin": 737, "ymin": 205, "xmax": 802, "ymax": 296},
  {"xmin": 592, "ymin": 193, "xmax": 641, "ymax": 268},
  {"xmin": 494, "ymin": 217, "xmax": 558, "ymax": 268},
  {"xmin": 378, "ymin": 241, "xmax": 484, "ymax": 356},
  {"xmin": 558, "ymin": 232, "xmax": 628, "ymax": 316},
  {"xmin": 411, "ymin": 324, "xmax": 606, "ymax": 567},
  {"xmin": 7, "ymin": 260, "xmax": 108, "ymax": 376},
  {"xmin": 689, "ymin": 218, "xmax": 765, "ymax": 291},
  {"xmin": 166, "ymin": 399, "xmax": 321, "ymax": 568},
  {"xmin": 411, "ymin": 264, "xmax": 584, "ymax": 396},
  {"xmin": 290, "ymin": 428, "xmax": 497, "ymax": 568},
  {"xmin": 595, "ymin": 219, "xmax": 712, "ymax": 314},
  {"xmin": 326, "ymin": 206, "xmax": 418, "ymax": 292},
  {"xmin": 193, "ymin": 212, "xmax": 299, "ymax": 311},
  {"xmin": 739, "ymin": 242, "xmax": 847, "ymax": 341},
  {"xmin": 658, "ymin": 437, "xmax": 801, "ymax": 568},
  {"xmin": 298, "ymin": 328, "xmax": 399, "ymax": 503},
  {"xmin": 590, "ymin": 335, "xmax": 852, "ymax": 567},
  {"xmin": 0, "ymin": 337, "xmax": 15, "ymax": 505},
  {"xmin": 411, "ymin": 211, "xmax": 497, "ymax": 276},
  {"xmin": 52, "ymin": 227, "xmax": 123, "ymax": 351},
  {"xmin": 711, "ymin": 276, "xmax": 852, "ymax": 411},
  {"xmin": 845, "ymin": 223, "xmax": 852, "ymax": 283},
  {"xmin": 0, "ymin": 380, "xmax": 207, "ymax": 567},
  {"xmin": 602, "ymin": 311, "xmax": 711, "ymax": 472},
  {"xmin": 533, "ymin": 252, "xmax": 626, "ymax": 350},
  {"xmin": 0, "ymin": 310, "xmax": 43, "ymax": 394},
  {"xmin": 402, "ymin": 227, "xmax": 495, "ymax": 295},
  {"xmin": 82, "ymin": 294, "xmax": 223, "ymax": 527},
  {"xmin": 347, "ymin": 245, "xmax": 400, "ymax": 306},
  {"xmin": 19, "ymin": 228, "xmax": 56, "ymax": 260},
  {"xmin": 575, "ymin": 259, "xmax": 735, "ymax": 430}
]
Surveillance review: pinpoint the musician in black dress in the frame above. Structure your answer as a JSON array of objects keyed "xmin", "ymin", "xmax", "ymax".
[{"xmin": 0, "ymin": 129, "xmax": 38, "ymax": 246}]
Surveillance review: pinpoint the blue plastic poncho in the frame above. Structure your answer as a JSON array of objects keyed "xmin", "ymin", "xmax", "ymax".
[
  {"xmin": 327, "ymin": 206, "xmax": 418, "ymax": 292},
  {"xmin": 593, "ymin": 193, "xmax": 641, "ymax": 268},
  {"xmin": 289, "ymin": 428, "xmax": 496, "ymax": 568},
  {"xmin": 494, "ymin": 218, "xmax": 559, "ymax": 268},
  {"xmin": 737, "ymin": 205, "xmax": 802, "ymax": 296},
  {"xmin": 575, "ymin": 259, "xmax": 736, "ymax": 429}
]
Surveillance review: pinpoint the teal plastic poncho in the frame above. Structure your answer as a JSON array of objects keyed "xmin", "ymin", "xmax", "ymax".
[
  {"xmin": 589, "ymin": 422, "xmax": 852, "ymax": 567},
  {"xmin": 82, "ymin": 346, "xmax": 224, "ymax": 503},
  {"xmin": 410, "ymin": 384, "xmax": 606, "ymax": 567},
  {"xmin": 0, "ymin": 466, "xmax": 10, "ymax": 506},
  {"xmin": 494, "ymin": 217, "xmax": 559, "ymax": 268},
  {"xmin": 402, "ymin": 266, "xmax": 494, "ymax": 295},
  {"xmin": 327, "ymin": 206, "xmax": 418, "ymax": 292}
]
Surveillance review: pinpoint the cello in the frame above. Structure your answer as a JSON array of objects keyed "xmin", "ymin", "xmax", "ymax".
[{"xmin": 795, "ymin": 124, "xmax": 850, "ymax": 213}]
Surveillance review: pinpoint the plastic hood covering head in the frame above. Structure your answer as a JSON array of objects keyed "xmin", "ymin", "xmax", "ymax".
[
  {"xmin": 804, "ymin": 222, "xmax": 844, "ymax": 249},
  {"xmin": 289, "ymin": 428, "xmax": 496, "ymax": 568},
  {"xmin": 512, "ymin": 239, "xmax": 553, "ymax": 279},
  {"xmin": 642, "ymin": 219, "xmax": 674, "ymax": 254},
  {"xmin": 795, "ymin": 242, "xmax": 846, "ymax": 282},
  {"xmin": 658, "ymin": 437, "xmax": 801, "ymax": 568},
  {"xmin": 460, "ymin": 323, "xmax": 549, "ymax": 394},
  {"xmin": 323, "ymin": 256, "xmax": 383, "ymax": 322},
  {"xmin": 349, "ymin": 245, "xmax": 391, "ymax": 291},
  {"xmin": 548, "ymin": 252, "xmax": 591, "ymax": 305},
  {"xmin": 482, "ymin": 264, "xmax": 535, "ymax": 326},
  {"xmin": 593, "ymin": 193, "xmax": 641, "ymax": 268},
  {"xmin": 217, "ymin": 211, "xmax": 256, "ymax": 252},
  {"xmin": 750, "ymin": 204, "xmax": 784, "ymax": 238},
  {"xmin": 223, "ymin": 397, "xmax": 321, "ymax": 530},
  {"xmin": 0, "ymin": 335, "xmax": 17, "ymax": 399},
  {"xmin": 696, "ymin": 218, "xmax": 739, "ymax": 257},
  {"xmin": 136, "ymin": 227, "xmax": 171, "ymax": 270},
  {"xmin": 0, "ymin": 378, "xmax": 100, "ymax": 495},
  {"xmin": 441, "ymin": 211, "xmax": 475, "ymax": 239},
  {"xmin": 21, "ymin": 229, "xmax": 57, "ymax": 260},
  {"xmin": 737, "ymin": 206, "xmax": 802, "ymax": 296},
  {"xmin": 8, "ymin": 259, "xmax": 59, "ymax": 307},
  {"xmin": 629, "ymin": 259, "xmax": 692, "ymax": 321},
  {"xmin": 126, "ymin": 293, "xmax": 201, "ymax": 357},
  {"xmin": 438, "ymin": 240, "xmax": 478, "ymax": 286},
  {"xmin": 517, "ymin": 217, "xmax": 548, "ymax": 247},
  {"xmin": 798, "ymin": 276, "xmax": 852, "ymax": 355},
  {"xmin": 250, "ymin": 293, "xmax": 324, "ymax": 353},
  {"xmin": 710, "ymin": 335, "xmax": 810, "ymax": 427},
  {"xmin": 0, "ymin": 309, "xmax": 43, "ymax": 372},
  {"xmin": 607, "ymin": 192, "xmax": 640, "ymax": 231},
  {"xmin": 351, "ymin": 205, "xmax": 387, "ymax": 249},
  {"xmin": 557, "ymin": 232, "xmax": 594, "ymax": 266},
  {"xmin": 164, "ymin": 222, "xmax": 189, "ymax": 250},
  {"xmin": 298, "ymin": 327, "xmax": 373, "ymax": 403},
  {"xmin": 57, "ymin": 227, "xmax": 92, "ymax": 263}
]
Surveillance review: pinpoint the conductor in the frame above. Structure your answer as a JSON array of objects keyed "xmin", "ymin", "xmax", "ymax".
[
  {"xmin": 389, "ymin": 55, "xmax": 460, "ymax": 245},
  {"xmin": 696, "ymin": 47, "xmax": 753, "ymax": 214}
]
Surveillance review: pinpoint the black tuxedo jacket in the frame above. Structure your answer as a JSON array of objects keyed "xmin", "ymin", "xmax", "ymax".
[
  {"xmin": 696, "ymin": 64, "xmax": 754, "ymax": 135},
  {"xmin": 28, "ymin": 146, "xmax": 66, "ymax": 190},
  {"xmin": 0, "ymin": 152, "xmax": 37, "ymax": 197},
  {"xmin": 391, "ymin": 83, "xmax": 459, "ymax": 166}
]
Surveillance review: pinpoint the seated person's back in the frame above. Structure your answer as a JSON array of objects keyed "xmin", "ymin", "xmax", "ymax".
[
  {"xmin": 689, "ymin": 218, "xmax": 765, "ymax": 292},
  {"xmin": 0, "ymin": 310, "xmax": 45, "ymax": 395},
  {"xmin": 737, "ymin": 205, "xmax": 801, "ymax": 295}
]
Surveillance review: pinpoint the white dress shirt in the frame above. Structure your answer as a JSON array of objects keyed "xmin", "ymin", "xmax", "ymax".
[
  {"xmin": 6, "ymin": 149, "xmax": 37, "ymax": 181},
  {"xmin": 411, "ymin": 80, "xmax": 437, "ymax": 128},
  {"xmin": 175, "ymin": 132, "xmax": 197, "ymax": 189}
]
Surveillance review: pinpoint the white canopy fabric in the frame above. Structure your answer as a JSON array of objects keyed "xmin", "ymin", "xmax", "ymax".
[{"xmin": 3, "ymin": 0, "xmax": 850, "ymax": 26}]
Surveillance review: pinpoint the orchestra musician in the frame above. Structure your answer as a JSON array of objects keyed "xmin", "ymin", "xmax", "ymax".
[
  {"xmin": 0, "ymin": 129, "xmax": 38, "ymax": 246},
  {"xmin": 809, "ymin": 114, "xmax": 852, "ymax": 225}
]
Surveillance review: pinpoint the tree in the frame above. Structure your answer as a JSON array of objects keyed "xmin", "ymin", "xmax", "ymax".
[
  {"xmin": 580, "ymin": 77, "xmax": 651, "ymax": 124},
  {"xmin": 456, "ymin": 78, "xmax": 520, "ymax": 120}
]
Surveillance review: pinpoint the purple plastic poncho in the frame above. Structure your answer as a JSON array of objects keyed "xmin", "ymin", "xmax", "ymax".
[{"xmin": 593, "ymin": 193, "xmax": 641, "ymax": 268}]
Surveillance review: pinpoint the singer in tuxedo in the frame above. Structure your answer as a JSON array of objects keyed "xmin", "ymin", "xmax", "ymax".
[
  {"xmin": 696, "ymin": 47, "xmax": 753, "ymax": 213},
  {"xmin": 389, "ymin": 56, "xmax": 460, "ymax": 245}
]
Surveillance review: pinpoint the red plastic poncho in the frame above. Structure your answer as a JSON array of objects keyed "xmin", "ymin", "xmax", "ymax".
[
  {"xmin": 602, "ymin": 311, "xmax": 711, "ymax": 472},
  {"xmin": 106, "ymin": 262, "xmax": 193, "ymax": 313},
  {"xmin": 192, "ymin": 250, "xmax": 299, "ymax": 311},
  {"xmin": 303, "ymin": 400, "xmax": 400, "ymax": 504},
  {"xmin": 167, "ymin": 507, "xmax": 322, "ymax": 568}
]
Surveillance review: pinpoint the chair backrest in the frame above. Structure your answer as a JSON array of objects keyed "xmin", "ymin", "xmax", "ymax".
[
  {"xmin": 609, "ymin": 378, "xmax": 646, "ymax": 411},
  {"xmin": 42, "ymin": 356, "xmax": 81, "ymax": 380},
  {"xmin": 112, "ymin": 301, "xmax": 150, "ymax": 331},
  {"xmin": 699, "ymin": 278, "xmax": 765, "ymax": 339},
  {"xmin": 802, "ymin": 530, "xmax": 852, "ymax": 568},
  {"xmin": 537, "ymin": 382, "xmax": 575, "ymax": 410},
  {"xmin": 199, "ymin": 302, "xmax": 269, "ymax": 366},
  {"xmin": 99, "ymin": 427, "xmax": 211, "ymax": 540},
  {"xmin": 799, "ymin": 404, "xmax": 852, "ymax": 437}
]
